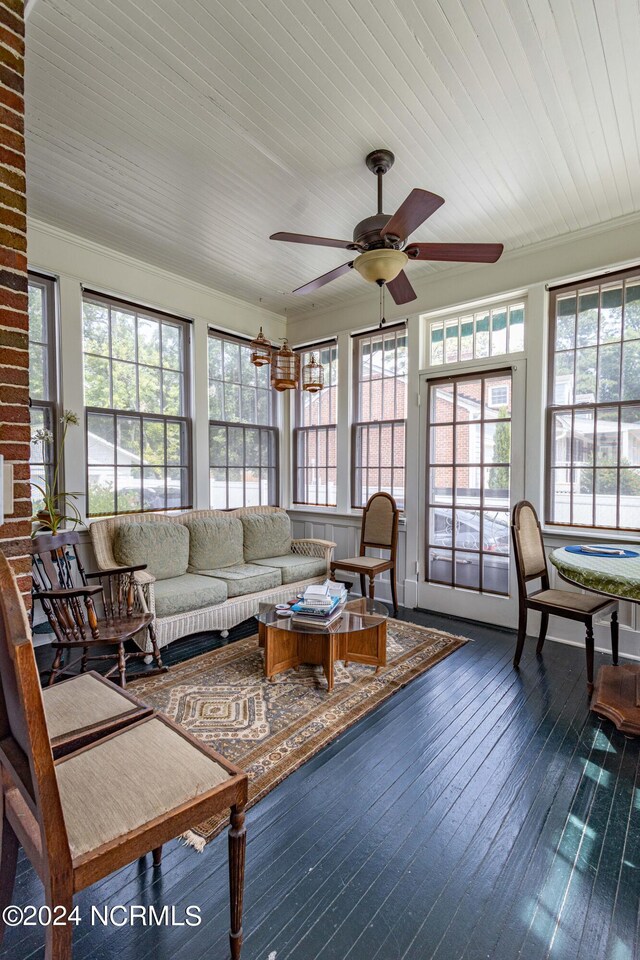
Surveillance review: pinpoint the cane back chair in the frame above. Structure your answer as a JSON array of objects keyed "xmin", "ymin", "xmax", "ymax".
[
  {"xmin": 0, "ymin": 551, "xmax": 248, "ymax": 960},
  {"xmin": 511, "ymin": 501, "xmax": 618, "ymax": 689},
  {"xmin": 330, "ymin": 492, "xmax": 399, "ymax": 616},
  {"xmin": 31, "ymin": 531, "xmax": 165, "ymax": 687}
]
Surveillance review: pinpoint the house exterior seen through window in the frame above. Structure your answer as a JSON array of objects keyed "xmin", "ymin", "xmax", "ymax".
[
  {"xmin": 547, "ymin": 268, "xmax": 640, "ymax": 530},
  {"xmin": 208, "ymin": 331, "xmax": 279, "ymax": 509},
  {"xmin": 82, "ymin": 292, "xmax": 192, "ymax": 517},
  {"xmin": 293, "ymin": 341, "xmax": 338, "ymax": 507}
]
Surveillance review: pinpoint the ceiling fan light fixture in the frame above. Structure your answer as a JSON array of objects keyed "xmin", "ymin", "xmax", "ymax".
[{"xmin": 353, "ymin": 248, "xmax": 408, "ymax": 285}]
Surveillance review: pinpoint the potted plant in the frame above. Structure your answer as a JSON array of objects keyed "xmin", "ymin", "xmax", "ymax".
[{"xmin": 31, "ymin": 409, "xmax": 83, "ymax": 535}]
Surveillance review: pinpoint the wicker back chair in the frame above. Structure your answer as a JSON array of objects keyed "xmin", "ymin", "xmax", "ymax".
[
  {"xmin": 330, "ymin": 492, "xmax": 399, "ymax": 616},
  {"xmin": 511, "ymin": 501, "xmax": 618, "ymax": 689}
]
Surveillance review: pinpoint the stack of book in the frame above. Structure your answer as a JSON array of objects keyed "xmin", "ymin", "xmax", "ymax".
[{"xmin": 290, "ymin": 580, "xmax": 348, "ymax": 628}]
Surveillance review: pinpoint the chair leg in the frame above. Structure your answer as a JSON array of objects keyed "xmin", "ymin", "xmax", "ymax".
[
  {"xmin": 152, "ymin": 846, "xmax": 163, "ymax": 866},
  {"xmin": 49, "ymin": 646, "xmax": 64, "ymax": 686},
  {"xmin": 44, "ymin": 873, "xmax": 73, "ymax": 960},
  {"xmin": 148, "ymin": 623, "xmax": 165, "ymax": 671},
  {"xmin": 359, "ymin": 573, "xmax": 366, "ymax": 598},
  {"xmin": 369, "ymin": 574, "xmax": 375, "ymax": 602},
  {"xmin": 536, "ymin": 612, "xmax": 549, "ymax": 656},
  {"xmin": 611, "ymin": 609, "xmax": 619, "ymax": 665},
  {"xmin": 390, "ymin": 565, "xmax": 398, "ymax": 618},
  {"xmin": 117, "ymin": 642, "xmax": 127, "ymax": 688},
  {"xmin": 585, "ymin": 622, "xmax": 595, "ymax": 691},
  {"xmin": 229, "ymin": 804, "xmax": 246, "ymax": 960},
  {"xmin": 80, "ymin": 646, "xmax": 89, "ymax": 673},
  {"xmin": 0, "ymin": 799, "xmax": 19, "ymax": 947},
  {"xmin": 513, "ymin": 606, "xmax": 527, "ymax": 668}
]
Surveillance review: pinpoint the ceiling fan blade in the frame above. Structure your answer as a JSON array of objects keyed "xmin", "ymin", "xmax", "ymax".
[
  {"xmin": 386, "ymin": 270, "xmax": 417, "ymax": 305},
  {"xmin": 270, "ymin": 232, "xmax": 355, "ymax": 249},
  {"xmin": 381, "ymin": 189, "xmax": 445, "ymax": 241},
  {"xmin": 405, "ymin": 242, "xmax": 504, "ymax": 263},
  {"xmin": 292, "ymin": 261, "xmax": 354, "ymax": 295}
]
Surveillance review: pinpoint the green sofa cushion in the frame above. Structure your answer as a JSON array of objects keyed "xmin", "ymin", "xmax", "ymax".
[
  {"xmin": 114, "ymin": 522, "xmax": 188, "ymax": 581},
  {"xmin": 195, "ymin": 563, "xmax": 281, "ymax": 598},
  {"xmin": 253, "ymin": 554, "xmax": 327, "ymax": 584},
  {"xmin": 242, "ymin": 512, "xmax": 292, "ymax": 562},
  {"xmin": 153, "ymin": 574, "xmax": 227, "ymax": 618},
  {"xmin": 185, "ymin": 516, "xmax": 244, "ymax": 571}
]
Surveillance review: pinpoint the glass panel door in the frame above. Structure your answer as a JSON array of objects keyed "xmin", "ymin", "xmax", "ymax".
[{"xmin": 418, "ymin": 364, "xmax": 525, "ymax": 625}]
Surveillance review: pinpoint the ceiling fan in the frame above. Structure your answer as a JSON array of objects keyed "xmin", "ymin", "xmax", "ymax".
[{"xmin": 270, "ymin": 149, "xmax": 504, "ymax": 305}]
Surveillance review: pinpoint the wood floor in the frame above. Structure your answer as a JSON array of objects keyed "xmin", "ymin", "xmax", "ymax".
[{"xmin": 6, "ymin": 609, "xmax": 640, "ymax": 960}]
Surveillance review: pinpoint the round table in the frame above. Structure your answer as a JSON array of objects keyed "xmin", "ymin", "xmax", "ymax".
[
  {"xmin": 550, "ymin": 545, "xmax": 640, "ymax": 735},
  {"xmin": 256, "ymin": 597, "xmax": 388, "ymax": 692}
]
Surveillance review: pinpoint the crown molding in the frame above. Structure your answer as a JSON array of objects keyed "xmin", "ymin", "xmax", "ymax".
[{"xmin": 27, "ymin": 217, "xmax": 287, "ymax": 328}]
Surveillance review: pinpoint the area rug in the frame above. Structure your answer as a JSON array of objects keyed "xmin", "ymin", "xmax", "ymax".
[{"xmin": 130, "ymin": 619, "xmax": 468, "ymax": 848}]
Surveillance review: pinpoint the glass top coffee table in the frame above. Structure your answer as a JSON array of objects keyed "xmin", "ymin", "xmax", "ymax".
[{"xmin": 256, "ymin": 597, "xmax": 389, "ymax": 692}]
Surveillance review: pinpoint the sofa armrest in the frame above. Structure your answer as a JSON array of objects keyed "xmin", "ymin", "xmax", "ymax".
[{"xmin": 291, "ymin": 538, "xmax": 337, "ymax": 571}]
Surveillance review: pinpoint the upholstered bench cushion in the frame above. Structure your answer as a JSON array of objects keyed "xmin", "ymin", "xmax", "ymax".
[
  {"xmin": 114, "ymin": 521, "xmax": 189, "ymax": 581},
  {"xmin": 195, "ymin": 563, "xmax": 281, "ymax": 597},
  {"xmin": 185, "ymin": 515, "xmax": 244, "ymax": 571},
  {"xmin": 153, "ymin": 574, "xmax": 227, "ymax": 618},
  {"xmin": 43, "ymin": 673, "xmax": 137, "ymax": 742},
  {"xmin": 242, "ymin": 512, "xmax": 292, "ymax": 561},
  {"xmin": 253, "ymin": 553, "xmax": 327, "ymax": 584},
  {"xmin": 56, "ymin": 718, "xmax": 231, "ymax": 859}
]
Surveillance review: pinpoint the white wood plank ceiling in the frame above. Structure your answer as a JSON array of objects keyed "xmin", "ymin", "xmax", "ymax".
[{"xmin": 25, "ymin": 0, "xmax": 640, "ymax": 316}]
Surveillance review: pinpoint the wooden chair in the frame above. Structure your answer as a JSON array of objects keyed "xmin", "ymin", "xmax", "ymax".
[
  {"xmin": 31, "ymin": 531, "xmax": 166, "ymax": 687},
  {"xmin": 511, "ymin": 501, "xmax": 618, "ymax": 689},
  {"xmin": 42, "ymin": 671, "xmax": 152, "ymax": 759},
  {"xmin": 0, "ymin": 551, "xmax": 249, "ymax": 960},
  {"xmin": 330, "ymin": 492, "xmax": 399, "ymax": 617}
]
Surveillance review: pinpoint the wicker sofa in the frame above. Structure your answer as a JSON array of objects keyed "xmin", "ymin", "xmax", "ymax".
[{"xmin": 90, "ymin": 506, "xmax": 336, "ymax": 650}]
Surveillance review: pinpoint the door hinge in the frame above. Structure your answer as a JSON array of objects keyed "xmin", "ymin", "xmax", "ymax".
[
  {"xmin": 416, "ymin": 561, "xmax": 420, "ymax": 577},
  {"xmin": 417, "ymin": 392, "xmax": 421, "ymax": 407}
]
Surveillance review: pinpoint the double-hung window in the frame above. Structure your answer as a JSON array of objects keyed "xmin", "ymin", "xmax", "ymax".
[
  {"xmin": 293, "ymin": 342, "xmax": 338, "ymax": 507},
  {"xmin": 352, "ymin": 326, "xmax": 407, "ymax": 509},
  {"xmin": 28, "ymin": 272, "xmax": 58, "ymax": 509},
  {"xmin": 208, "ymin": 331, "xmax": 278, "ymax": 508},
  {"xmin": 547, "ymin": 267, "xmax": 640, "ymax": 530},
  {"xmin": 82, "ymin": 292, "xmax": 192, "ymax": 517}
]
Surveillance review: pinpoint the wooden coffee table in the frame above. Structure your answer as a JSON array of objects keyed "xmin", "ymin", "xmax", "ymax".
[{"xmin": 256, "ymin": 597, "xmax": 388, "ymax": 692}]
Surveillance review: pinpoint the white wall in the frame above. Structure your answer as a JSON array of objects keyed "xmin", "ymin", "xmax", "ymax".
[{"xmin": 28, "ymin": 211, "xmax": 640, "ymax": 657}]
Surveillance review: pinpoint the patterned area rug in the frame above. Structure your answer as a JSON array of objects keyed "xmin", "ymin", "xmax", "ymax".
[{"xmin": 130, "ymin": 618, "xmax": 468, "ymax": 848}]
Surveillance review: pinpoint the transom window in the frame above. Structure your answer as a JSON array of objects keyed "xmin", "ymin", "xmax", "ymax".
[
  {"xmin": 208, "ymin": 332, "xmax": 278, "ymax": 509},
  {"xmin": 352, "ymin": 325, "xmax": 407, "ymax": 509},
  {"xmin": 28, "ymin": 273, "xmax": 57, "ymax": 510},
  {"xmin": 547, "ymin": 268, "xmax": 640, "ymax": 530},
  {"xmin": 293, "ymin": 342, "xmax": 338, "ymax": 507},
  {"xmin": 428, "ymin": 301, "xmax": 525, "ymax": 367},
  {"xmin": 82, "ymin": 292, "xmax": 192, "ymax": 517}
]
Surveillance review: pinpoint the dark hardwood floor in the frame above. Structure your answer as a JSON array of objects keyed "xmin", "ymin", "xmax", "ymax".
[{"xmin": 7, "ymin": 609, "xmax": 640, "ymax": 960}]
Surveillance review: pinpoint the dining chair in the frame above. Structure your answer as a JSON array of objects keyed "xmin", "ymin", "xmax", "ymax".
[
  {"xmin": 0, "ymin": 552, "xmax": 248, "ymax": 960},
  {"xmin": 511, "ymin": 500, "xmax": 618, "ymax": 689},
  {"xmin": 330, "ymin": 491, "xmax": 399, "ymax": 616},
  {"xmin": 42, "ymin": 671, "xmax": 152, "ymax": 758},
  {"xmin": 31, "ymin": 531, "xmax": 166, "ymax": 687}
]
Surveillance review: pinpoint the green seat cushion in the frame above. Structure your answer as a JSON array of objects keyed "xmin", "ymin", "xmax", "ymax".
[
  {"xmin": 194, "ymin": 563, "xmax": 281, "ymax": 598},
  {"xmin": 114, "ymin": 522, "xmax": 188, "ymax": 581},
  {"xmin": 253, "ymin": 554, "xmax": 327, "ymax": 584},
  {"xmin": 153, "ymin": 574, "xmax": 227, "ymax": 618},
  {"xmin": 242, "ymin": 512, "xmax": 292, "ymax": 561},
  {"xmin": 184, "ymin": 516, "xmax": 244, "ymax": 571}
]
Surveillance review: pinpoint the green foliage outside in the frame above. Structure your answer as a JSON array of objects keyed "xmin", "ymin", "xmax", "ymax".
[{"xmin": 488, "ymin": 407, "xmax": 510, "ymax": 491}]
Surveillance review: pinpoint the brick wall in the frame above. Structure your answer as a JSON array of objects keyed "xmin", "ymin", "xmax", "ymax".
[{"xmin": 0, "ymin": 0, "xmax": 30, "ymax": 598}]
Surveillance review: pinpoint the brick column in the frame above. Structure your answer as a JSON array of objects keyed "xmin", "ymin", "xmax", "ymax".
[{"xmin": 0, "ymin": 0, "xmax": 29, "ymax": 597}]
